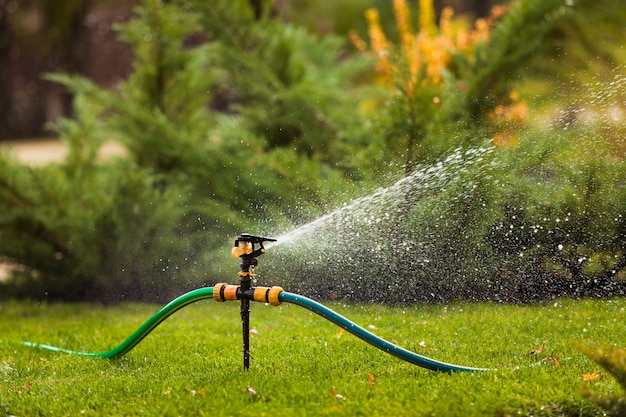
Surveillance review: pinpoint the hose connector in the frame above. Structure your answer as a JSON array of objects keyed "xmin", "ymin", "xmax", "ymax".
[
  {"xmin": 254, "ymin": 286, "xmax": 284, "ymax": 306},
  {"xmin": 213, "ymin": 283, "xmax": 283, "ymax": 306},
  {"xmin": 213, "ymin": 283, "xmax": 239, "ymax": 302}
]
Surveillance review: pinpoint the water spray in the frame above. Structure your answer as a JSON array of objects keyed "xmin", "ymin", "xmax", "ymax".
[{"xmin": 11, "ymin": 234, "xmax": 489, "ymax": 373}]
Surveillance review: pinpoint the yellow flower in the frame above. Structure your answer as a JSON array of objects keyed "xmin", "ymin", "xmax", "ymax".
[
  {"xmin": 419, "ymin": 0, "xmax": 437, "ymax": 36},
  {"xmin": 364, "ymin": 8, "xmax": 392, "ymax": 80},
  {"xmin": 356, "ymin": 0, "xmax": 520, "ymax": 124}
]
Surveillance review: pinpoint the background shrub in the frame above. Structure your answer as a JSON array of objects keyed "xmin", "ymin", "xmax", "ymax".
[{"xmin": 1, "ymin": 0, "xmax": 624, "ymax": 303}]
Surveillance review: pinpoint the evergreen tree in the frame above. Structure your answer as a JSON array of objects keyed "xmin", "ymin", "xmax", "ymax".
[{"xmin": 0, "ymin": 0, "xmax": 369, "ymax": 301}]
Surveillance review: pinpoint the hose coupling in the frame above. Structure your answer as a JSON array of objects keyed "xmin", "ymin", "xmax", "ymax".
[{"xmin": 213, "ymin": 283, "xmax": 283, "ymax": 306}]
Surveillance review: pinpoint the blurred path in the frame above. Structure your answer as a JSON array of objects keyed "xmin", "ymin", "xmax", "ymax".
[{"xmin": 0, "ymin": 138, "xmax": 125, "ymax": 165}]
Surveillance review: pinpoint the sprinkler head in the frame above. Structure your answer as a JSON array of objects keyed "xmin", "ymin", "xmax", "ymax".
[
  {"xmin": 232, "ymin": 234, "xmax": 277, "ymax": 260},
  {"xmin": 235, "ymin": 234, "xmax": 277, "ymax": 245}
]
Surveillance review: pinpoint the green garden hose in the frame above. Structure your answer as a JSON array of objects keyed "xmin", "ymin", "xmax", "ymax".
[
  {"xmin": 22, "ymin": 287, "xmax": 215, "ymax": 359},
  {"xmin": 278, "ymin": 292, "xmax": 489, "ymax": 372},
  {"xmin": 16, "ymin": 286, "xmax": 488, "ymax": 372}
]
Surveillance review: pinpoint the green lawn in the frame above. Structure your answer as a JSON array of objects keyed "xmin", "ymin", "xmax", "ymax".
[{"xmin": 1, "ymin": 297, "xmax": 624, "ymax": 416}]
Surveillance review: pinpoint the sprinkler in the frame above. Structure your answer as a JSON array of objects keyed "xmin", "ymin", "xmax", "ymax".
[
  {"xmin": 229, "ymin": 233, "xmax": 277, "ymax": 370},
  {"xmin": 10, "ymin": 234, "xmax": 489, "ymax": 372}
]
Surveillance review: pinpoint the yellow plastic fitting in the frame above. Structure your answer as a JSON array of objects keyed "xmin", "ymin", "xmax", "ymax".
[
  {"xmin": 253, "ymin": 287, "xmax": 269, "ymax": 303},
  {"xmin": 252, "ymin": 286, "xmax": 283, "ymax": 306},
  {"xmin": 231, "ymin": 241, "xmax": 252, "ymax": 258},
  {"xmin": 223, "ymin": 285, "xmax": 239, "ymax": 301},
  {"xmin": 213, "ymin": 283, "xmax": 240, "ymax": 302},
  {"xmin": 268, "ymin": 286, "xmax": 284, "ymax": 306},
  {"xmin": 213, "ymin": 283, "xmax": 226, "ymax": 302}
]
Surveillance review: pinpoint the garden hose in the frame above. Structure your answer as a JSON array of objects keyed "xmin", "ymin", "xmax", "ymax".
[
  {"xmin": 13, "ymin": 285, "xmax": 488, "ymax": 372},
  {"xmin": 21, "ymin": 287, "xmax": 215, "ymax": 359},
  {"xmin": 278, "ymin": 291, "xmax": 489, "ymax": 372}
]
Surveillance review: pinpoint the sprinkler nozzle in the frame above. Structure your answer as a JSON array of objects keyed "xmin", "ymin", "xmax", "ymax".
[
  {"xmin": 232, "ymin": 234, "xmax": 276, "ymax": 259},
  {"xmin": 235, "ymin": 233, "xmax": 277, "ymax": 245}
]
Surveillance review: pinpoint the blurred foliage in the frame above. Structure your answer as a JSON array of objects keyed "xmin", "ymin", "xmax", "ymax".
[
  {"xmin": 268, "ymin": 121, "xmax": 626, "ymax": 303},
  {"xmin": 350, "ymin": 0, "xmax": 502, "ymax": 174},
  {"xmin": 0, "ymin": 0, "xmax": 625, "ymax": 302},
  {"xmin": 344, "ymin": 0, "xmax": 603, "ymax": 183},
  {"xmin": 484, "ymin": 123, "xmax": 626, "ymax": 301},
  {"xmin": 107, "ymin": 0, "xmax": 370, "ymax": 219},
  {"xmin": 0, "ymin": 94, "xmax": 209, "ymax": 301},
  {"xmin": 490, "ymin": 127, "xmax": 626, "ymax": 292},
  {"xmin": 277, "ymin": 0, "xmax": 385, "ymax": 37},
  {"xmin": 194, "ymin": 1, "xmax": 373, "ymax": 171},
  {"xmin": 579, "ymin": 344, "xmax": 626, "ymax": 417},
  {"xmin": 0, "ymin": 0, "xmax": 369, "ymax": 301}
]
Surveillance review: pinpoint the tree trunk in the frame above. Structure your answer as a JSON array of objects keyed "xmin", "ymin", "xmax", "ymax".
[{"xmin": 0, "ymin": 1, "xmax": 133, "ymax": 140}]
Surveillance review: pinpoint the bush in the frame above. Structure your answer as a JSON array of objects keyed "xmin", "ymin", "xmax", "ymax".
[
  {"xmin": 1, "ymin": 0, "xmax": 623, "ymax": 303},
  {"xmin": 0, "ymin": 0, "xmax": 369, "ymax": 301},
  {"xmin": 489, "ymin": 128, "xmax": 626, "ymax": 300},
  {"xmin": 349, "ymin": 0, "xmax": 591, "ymax": 173},
  {"xmin": 0, "ymin": 92, "xmax": 223, "ymax": 301}
]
